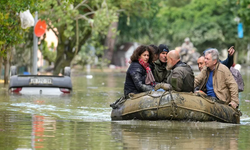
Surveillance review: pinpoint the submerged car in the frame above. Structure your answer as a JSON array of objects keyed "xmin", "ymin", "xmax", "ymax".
[{"xmin": 9, "ymin": 66, "xmax": 72, "ymax": 95}]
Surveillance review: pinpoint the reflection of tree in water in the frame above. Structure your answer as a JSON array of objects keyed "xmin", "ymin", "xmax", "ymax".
[{"xmin": 111, "ymin": 121, "xmax": 240, "ymax": 150}]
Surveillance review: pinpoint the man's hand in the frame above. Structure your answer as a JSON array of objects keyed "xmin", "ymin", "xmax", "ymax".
[
  {"xmin": 195, "ymin": 90, "xmax": 207, "ymax": 96},
  {"xmin": 154, "ymin": 83, "xmax": 172, "ymax": 91},
  {"xmin": 228, "ymin": 46, "xmax": 235, "ymax": 56},
  {"xmin": 229, "ymin": 101, "xmax": 238, "ymax": 109}
]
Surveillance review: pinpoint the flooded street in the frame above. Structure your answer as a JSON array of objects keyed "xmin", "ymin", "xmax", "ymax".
[{"xmin": 1, "ymin": 69, "xmax": 250, "ymax": 149}]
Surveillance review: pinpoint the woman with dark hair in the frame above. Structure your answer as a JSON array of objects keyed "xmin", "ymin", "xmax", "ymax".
[
  {"xmin": 149, "ymin": 44, "xmax": 160, "ymax": 62},
  {"xmin": 124, "ymin": 45, "xmax": 156, "ymax": 98}
]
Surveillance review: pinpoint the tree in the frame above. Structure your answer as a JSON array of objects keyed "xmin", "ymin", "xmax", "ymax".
[
  {"xmin": 38, "ymin": 0, "xmax": 119, "ymax": 75},
  {"xmin": 156, "ymin": 0, "xmax": 241, "ymax": 51},
  {"xmin": 237, "ymin": 0, "xmax": 250, "ymax": 25},
  {"xmin": 102, "ymin": 0, "xmax": 161, "ymax": 62},
  {"xmin": 116, "ymin": 0, "xmax": 162, "ymax": 45},
  {"xmin": 117, "ymin": 0, "xmax": 247, "ymax": 55},
  {"xmin": 233, "ymin": 0, "xmax": 250, "ymax": 63},
  {"xmin": 0, "ymin": 0, "xmax": 40, "ymax": 83}
]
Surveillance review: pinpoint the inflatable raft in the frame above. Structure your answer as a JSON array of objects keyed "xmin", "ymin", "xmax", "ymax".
[{"xmin": 110, "ymin": 91, "xmax": 241, "ymax": 124}]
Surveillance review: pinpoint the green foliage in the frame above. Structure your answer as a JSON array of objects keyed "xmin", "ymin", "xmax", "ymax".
[
  {"xmin": 0, "ymin": 0, "xmax": 40, "ymax": 56},
  {"xmin": 107, "ymin": 0, "xmax": 159, "ymax": 17},
  {"xmin": 237, "ymin": 0, "xmax": 250, "ymax": 25},
  {"xmin": 40, "ymin": 41, "xmax": 56, "ymax": 65},
  {"xmin": 116, "ymin": 0, "xmax": 250, "ymax": 54},
  {"xmin": 156, "ymin": 0, "xmax": 239, "ymax": 51},
  {"xmin": 36, "ymin": 0, "xmax": 122, "ymax": 73},
  {"xmin": 116, "ymin": 0, "xmax": 161, "ymax": 45},
  {"xmin": 39, "ymin": 0, "xmax": 79, "ymax": 39},
  {"xmin": 74, "ymin": 44, "xmax": 100, "ymax": 68},
  {"xmin": 164, "ymin": 0, "xmax": 191, "ymax": 7},
  {"xmin": 12, "ymin": 27, "xmax": 33, "ymax": 68}
]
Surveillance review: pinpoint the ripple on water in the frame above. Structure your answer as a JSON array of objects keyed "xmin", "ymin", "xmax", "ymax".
[{"xmin": 7, "ymin": 102, "xmax": 111, "ymax": 122}]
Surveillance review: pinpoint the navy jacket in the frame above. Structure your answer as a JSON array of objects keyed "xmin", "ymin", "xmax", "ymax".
[{"xmin": 220, "ymin": 54, "xmax": 234, "ymax": 69}]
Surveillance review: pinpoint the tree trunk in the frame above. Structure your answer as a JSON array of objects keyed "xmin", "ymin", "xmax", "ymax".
[
  {"xmin": 0, "ymin": 56, "xmax": 2, "ymax": 81},
  {"xmin": 103, "ymin": 21, "xmax": 118, "ymax": 63},
  {"xmin": 53, "ymin": 27, "xmax": 92, "ymax": 75},
  {"xmin": 4, "ymin": 49, "xmax": 10, "ymax": 84},
  {"xmin": 53, "ymin": 43, "xmax": 65, "ymax": 75},
  {"xmin": 0, "ymin": 46, "xmax": 3, "ymax": 80}
]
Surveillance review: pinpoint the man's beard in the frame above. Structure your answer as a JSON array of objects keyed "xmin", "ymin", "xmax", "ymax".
[{"xmin": 166, "ymin": 63, "xmax": 173, "ymax": 70}]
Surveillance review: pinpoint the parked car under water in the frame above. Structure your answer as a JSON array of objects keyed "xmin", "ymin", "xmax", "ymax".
[{"xmin": 9, "ymin": 66, "xmax": 72, "ymax": 95}]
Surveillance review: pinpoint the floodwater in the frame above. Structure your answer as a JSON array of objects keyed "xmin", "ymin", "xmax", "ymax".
[{"xmin": 1, "ymin": 68, "xmax": 250, "ymax": 150}]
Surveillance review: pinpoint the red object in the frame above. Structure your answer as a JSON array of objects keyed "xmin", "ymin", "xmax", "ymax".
[
  {"xmin": 34, "ymin": 20, "xmax": 47, "ymax": 37},
  {"xmin": 60, "ymin": 88, "xmax": 71, "ymax": 93},
  {"xmin": 11, "ymin": 87, "xmax": 22, "ymax": 92}
]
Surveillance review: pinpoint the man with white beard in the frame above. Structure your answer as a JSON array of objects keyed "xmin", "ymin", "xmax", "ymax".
[{"xmin": 165, "ymin": 50, "xmax": 194, "ymax": 92}]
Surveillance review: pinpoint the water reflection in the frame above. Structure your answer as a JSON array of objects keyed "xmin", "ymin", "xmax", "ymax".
[
  {"xmin": 111, "ymin": 121, "xmax": 240, "ymax": 150},
  {"xmin": 32, "ymin": 115, "xmax": 56, "ymax": 149}
]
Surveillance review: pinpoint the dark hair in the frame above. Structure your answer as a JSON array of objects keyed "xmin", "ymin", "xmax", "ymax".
[
  {"xmin": 158, "ymin": 44, "xmax": 169, "ymax": 53},
  {"xmin": 198, "ymin": 55, "xmax": 205, "ymax": 59},
  {"xmin": 149, "ymin": 44, "xmax": 160, "ymax": 55},
  {"xmin": 130, "ymin": 45, "xmax": 154, "ymax": 63}
]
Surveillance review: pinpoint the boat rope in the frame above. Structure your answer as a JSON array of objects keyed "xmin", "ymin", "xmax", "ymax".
[
  {"xmin": 110, "ymin": 96, "xmax": 127, "ymax": 109},
  {"xmin": 129, "ymin": 91, "xmax": 151, "ymax": 100},
  {"xmin": 156, "ymin": 91, "xmax": 168, "ymax": 118},
  {"xmin": 169, "ymin": 90, "xmax": 178, "ymax": 120},
  {"xmin": 197, "ymin": 92, "xmax": 215, "ymax": 104}
]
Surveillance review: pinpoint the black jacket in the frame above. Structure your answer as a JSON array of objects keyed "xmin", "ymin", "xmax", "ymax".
[
  {"xmin": 124, "ymin": 61, "xmax": 154, "ymax": 97},
  {"xmin": 220, "ymin": 54, "xmax": 234, "ymax": 69}
]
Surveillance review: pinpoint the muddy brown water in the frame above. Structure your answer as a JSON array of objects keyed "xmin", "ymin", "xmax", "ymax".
[{"xmin": 0, "ymin": 69, "xmax": 250, "ymax": 150}]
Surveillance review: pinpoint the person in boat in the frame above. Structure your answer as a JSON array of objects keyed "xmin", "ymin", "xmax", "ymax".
[
  {"xmin": 124, "ymin": 45, "xmax": 156, "ymax": 98},
  {"xmin": 202, "ymin": 46, "xmax": 235, "ymax": 70},
  {"xmin": 196, "ymin": 46, "xmax": 239, "ymax": 92},
  {"xmin": 160, "ymin": 50, "xmax": 194, "ymax": 92},
  {"xmin": 153, "ymin": 44, "xmax": 171, "ymax": 83},
  {"xmin": 197, "ymin": 55, "xmax": 205, "ymax": 71},
  {"xmin": 194, "ymin": 48, "xmax": 239, "ymax": 109},
  {"xmin": 198, "ymin": 46, "xmax": 235, "ymax": 72},
  {"xmin": 149, "ymin": 44, "xmax": 160, "ymax": 62}
]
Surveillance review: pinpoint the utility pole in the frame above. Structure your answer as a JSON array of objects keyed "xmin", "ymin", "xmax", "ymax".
[{"xmin": 32, "ymin": 11, "xmax": 38, "ymax": 75}]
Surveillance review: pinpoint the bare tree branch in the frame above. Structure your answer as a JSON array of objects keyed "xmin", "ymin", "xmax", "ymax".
[
  {"xmin": 47, "ymin": 23, "xmax": 59, "ymax": 37},
  {"xmin": 81, "ymin": 4, "xmax": 94, "ymax": 12},
  {"xmin": 75, "ymin": 11, "xmax": 96, "ymax": 21},
  {"xmin": 83, "ymin": 11, "xmax": 95, "ymax": 17},
  {"xmin": 75, "ymin": 15, "xmax": 89, "ymax": 21},
  {"xmin": 103, "ymin": 0, "xmax": 109, "ymax": 19},
  {"xmin": 74, "ymin": 0, "xmax": 87, "ymax": 10},
  {"xmin": 57, "ymin": 0, "xmax": 62, "ymax": 6},
  {"xmin": 117, "ymin": 9, "xmax": 125, "ymax": 13},
  {"xmin": 74, "ymin": 0, "xmax": 95, "ymax": 12}
]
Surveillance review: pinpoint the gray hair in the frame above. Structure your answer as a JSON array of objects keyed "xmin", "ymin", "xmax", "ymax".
[{"xmin": 204, "ymin": 49, "xmax": 219, "ymax": 62}]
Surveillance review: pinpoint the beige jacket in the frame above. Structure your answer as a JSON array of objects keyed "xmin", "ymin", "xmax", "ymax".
[{"xmin": 194, "ymin": 63, "xmax": 239, "ymax": 105}]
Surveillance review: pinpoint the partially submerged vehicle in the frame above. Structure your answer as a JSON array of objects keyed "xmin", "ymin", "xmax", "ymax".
[
  {"xmin": 110, "ymin": 91, "xmax": 241, "ymax": 124},
  {"xmin": 9, "ymin": 66, "xmax": 72, "ymax": 95}
]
